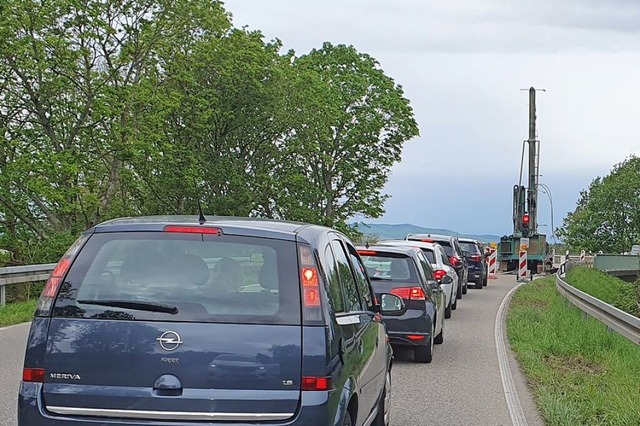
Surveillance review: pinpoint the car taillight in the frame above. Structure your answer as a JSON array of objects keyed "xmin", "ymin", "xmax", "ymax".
[
  {"xmin": 390, "ymin": 286, "xmax": 426, "ymax": 301},
  {"xmin": 36, "ymin": 234, "xmax": 90, "ymax": 316},
  {"xmin": 301, "ymin": 376, "xmax": 332, "ymax": 391},
  {"xmin": 298, "ymin": 244, "xmax": 324, "ymax": 324},
  {"xmin": 470, "ymin": 255, "xmax": 482, "ymax": 262},
  {"xmin": 434, "ymin": 269, "xmax": 447, "ymax": 281},
  {"xmin": 449, "ymin": 256, "xmax": 461, "ymax": 267},
  {"xmin": 22, "ymin": 368, "xmax": 45, "ymax": 383}
]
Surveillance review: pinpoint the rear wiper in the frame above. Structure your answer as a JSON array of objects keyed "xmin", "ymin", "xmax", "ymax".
[{"xmin": 77, "ymin": 299, "xmax": 178, "ymax": 314}]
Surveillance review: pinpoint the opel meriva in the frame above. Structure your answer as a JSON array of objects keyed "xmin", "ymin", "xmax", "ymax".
[{"xmin": 18, "ymin": 216, "xmax": 399, "ymax": 426}]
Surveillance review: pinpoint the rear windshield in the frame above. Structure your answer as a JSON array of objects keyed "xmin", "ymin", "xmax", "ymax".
[
  {"xmin": 434, "ymin": 241, "xmax": 453, "ymax": 256},
  {"xmin": 419, "ymin": 249, "xmax": 436, "ymax": 263},
  {"xmin": 53, "ymin": 232, "xmax": 300, "ymax": 325},
  {"xmin": 359, "ymin": 253, "xmax": 417, "ymax": 283},
  {"xmin": 460, "ymin": 242, "xmax": 481, "ymax": 255}
]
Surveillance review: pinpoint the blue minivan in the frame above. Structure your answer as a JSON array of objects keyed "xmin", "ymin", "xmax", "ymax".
[{"xmin": 18, "ymin": 216, "xmax": 399, "ymax": 426}]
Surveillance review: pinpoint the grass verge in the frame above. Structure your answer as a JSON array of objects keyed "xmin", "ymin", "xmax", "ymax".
[
  {"xmin": 0, "ymin": 299, "xmax": 36, "ymax": 327},
  {"xmin": 507, "ymin": 276, "xmax": 640, "ymax": 425},
  {"xmin": 566, "ymin": 266, "xmax": 640, "ymax": 317}
]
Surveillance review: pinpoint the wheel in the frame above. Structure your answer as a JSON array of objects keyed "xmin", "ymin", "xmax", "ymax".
[
  {"xmin": 434, "ymin": 322, "xmax": 444, "ymax": 344},
  {"xmin": 444, "ymin": 297, "xmax": 452, "ymax": 319},
  {"xmin": 372, "ymin": 370, "xmax": 391, "ymax": 426},
  {"xmin": 451, "ymin": 294, "xmax": 457, "ymax": 310},
  {"xmin": 462, "ymin": 282, "xmax": 468, "ymax": 295},
  {"xmin": 456, "ymin": 282, "xmax": 462, "ymax": 299},
  {"xmin": 475, "ymin": 279, "xmax": 483, "ymax": 289},
  {"xmin": 342, "ymin": 410, "xmax": 354, "ymax": 426},
  {"xmin": 414, "ymin": 332, "xmax": 433, "ymax": 363}
]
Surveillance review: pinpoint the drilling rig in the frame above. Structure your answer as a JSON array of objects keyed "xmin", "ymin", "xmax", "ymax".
[{"xmin": 498, "ymin": 87, "xmax": 550, "ymax": 273}]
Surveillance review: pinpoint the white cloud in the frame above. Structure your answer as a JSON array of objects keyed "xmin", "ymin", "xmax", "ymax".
[{"xmin": 224, "ymin": 0, "xmax": 640, "ymax": 233}]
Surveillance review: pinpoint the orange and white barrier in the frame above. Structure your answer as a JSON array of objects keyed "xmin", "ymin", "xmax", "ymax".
[
  {"xmin": 517, "ymin": 250, "xmax": 529, "ymax": 281},
  {"xmin": 487, "ymin": 248, "xmax": 498, "ymax": 279}
]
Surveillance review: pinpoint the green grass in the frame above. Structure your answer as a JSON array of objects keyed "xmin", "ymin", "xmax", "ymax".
[
  {"xmin": 0, "ymin": 299, "xmax": 36, "ymax": 327},
  {"xmin": 566, "ymin": 267, "xmax": 640, "ymax": 317},
  {"xmin": 507, "ymin": 277, "xmax": 640, "ymax": 426}
]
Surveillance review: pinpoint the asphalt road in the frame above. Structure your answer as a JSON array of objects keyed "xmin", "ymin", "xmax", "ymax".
[{"xmin": 0, "ymin": 274, "xmax": 543, "ymax": 425}]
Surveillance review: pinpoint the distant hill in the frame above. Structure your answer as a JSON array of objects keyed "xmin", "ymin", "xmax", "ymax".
[{"xmin": 353, "ymin": 223, "xmax": 501, "ymax": 243}]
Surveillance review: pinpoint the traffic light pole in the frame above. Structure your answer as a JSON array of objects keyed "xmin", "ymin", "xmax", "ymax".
[{"xmin": 526, "ymin": 87, "xmax": 539, "ymax": 235}]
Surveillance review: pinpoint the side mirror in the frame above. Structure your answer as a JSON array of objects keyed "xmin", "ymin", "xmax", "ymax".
[
  {"xmin": 379, "ymin": 294, "xmax": 405, "ymax": 314},
  {"xmin": 440, "ymin": 275, "xmax": 453, "ymax": 285}
]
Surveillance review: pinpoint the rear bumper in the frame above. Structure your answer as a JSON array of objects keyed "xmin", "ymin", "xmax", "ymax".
[
  {"xmin": 18, "ymin": 383, "xmax": 333, "ymax": 426},
  {"xmin": 387, "ymin": 331, "xmax": 431, "ymax": 347}
]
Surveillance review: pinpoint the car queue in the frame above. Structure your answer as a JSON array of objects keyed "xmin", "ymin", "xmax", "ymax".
[{"xmin": 17, "ymin": 216, "xmax": 490, "ymax": 426}]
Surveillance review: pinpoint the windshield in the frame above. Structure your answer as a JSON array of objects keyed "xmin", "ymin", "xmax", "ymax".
[{"xmin": 53, "ymin": 232, "xmax": 301, "ymax": 325}]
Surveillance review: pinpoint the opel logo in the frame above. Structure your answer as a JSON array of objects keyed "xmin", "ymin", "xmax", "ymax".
[{"xmin": 157, "ymin": 331, "xmax": 183, "ymax": 351}]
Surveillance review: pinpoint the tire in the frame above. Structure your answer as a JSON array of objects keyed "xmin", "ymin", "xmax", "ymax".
[
  {"xmin": 444, "ymin": 297, "xmax": 452, "ymax": 319},
  {"xmin": 462, "ymin": 282, "xmax": 468, "ymax": 295},
  {"xmin": 456, "ymin": 282, "xmax": 463, "ymax": 299},
  {"xmin": 475, "ymin": 279, "xmax": 483, "ymax": 289},
  {"xmin": 343, "ymin": 411, "xmax": 354, "ymax": 426},
  {"xmin": 451, "ymin": 294, "xmax": 457, "ymax": 310},
  {"xmin": 483, "ymin": 275, "xmax": 488, "ymax": 286},
  {"xmin": 372, "ymin": 370, "xmax": 391, "ymax": 426},
  {"xmin": 414, "ymin": 332, "xmax": 433, "ymax": 363},
  {"xmin": 434, "ymin": 322, "xmax": 444, "ymax": 344}
]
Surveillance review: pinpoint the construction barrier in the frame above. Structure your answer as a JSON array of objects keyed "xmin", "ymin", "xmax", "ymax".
[
  {"xmin": 518, "ymin": 250, "xmax": 529, "ymax": 281},
  {"xmin": 580, "ymin": 250, "xmax": 586, "ymax": 261},
  {"xmin": 487, "ymin": 248, "xmax": 498, "ymax": 279}
]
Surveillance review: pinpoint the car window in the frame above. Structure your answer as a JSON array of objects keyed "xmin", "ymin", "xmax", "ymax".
[
  {"xmin": 416, "ymin": 252, "xmax": 435, "ymax": 280},
  {"xmin": 420, "ymin": 248, "xmax": 436, "ymax": 263},
  {"xmin": 330, "ymin": 240, "xmax": 363, "ymax": 312},
  {"xmin": 349, "ymin": 252, "xmax": 374, "ymax": 310},
  {"xmin": 55, "ymin": 232, "xmax": 301, "ymax": 325},
  {"xmin": 460, "ymin": 242, "xmax": 481, "ymax": 255},
  {"xmin": 324, "ymin": 244, "xmax": 346, "ymax": 313},
  {"xmin": 437, "ymin": 241, "xmax": 454, "ymax": 256},
  {"xmin": 360, "ymin": 253, "xmax": 418, "ymax": 283}
]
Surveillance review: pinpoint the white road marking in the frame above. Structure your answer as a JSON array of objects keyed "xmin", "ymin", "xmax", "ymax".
[{"xmin": 495, "ymin": 281, "xmax": 528, "ymax": 426}]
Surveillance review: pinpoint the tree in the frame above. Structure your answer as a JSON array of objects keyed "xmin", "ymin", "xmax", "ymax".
[
  {"xmin": 272, "ymin": 43, "xmax": 419, "ymax": 227},
  {"xmin": 557, "ymin": 156, "xmax": 640, "ymax": 253},
  {"xmin": 0, "ymin": 0, "xmax": 231, "ymax": 262}
]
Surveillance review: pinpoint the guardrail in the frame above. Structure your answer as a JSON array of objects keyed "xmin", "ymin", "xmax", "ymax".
[
  {"xmin": 0, "ymin": 264, "xmax": 55, "ymax": 306},
  {"xmin": 556, "ymin": 262, "xmax": 640, "ymax": 346}
]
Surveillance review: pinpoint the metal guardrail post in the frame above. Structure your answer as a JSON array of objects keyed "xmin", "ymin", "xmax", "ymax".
[{"xmin": 0, "ymin": 285, "xmax": 5, "ymax": 307}]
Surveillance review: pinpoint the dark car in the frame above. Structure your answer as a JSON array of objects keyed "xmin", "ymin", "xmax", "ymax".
[
  {"xmin": 18, "ymin": 216, "xmax": 399, "ymax": 426},
  {"xmin": 406, "ymin": 234, "xmax": 468, "ymax": 297},
  {"xmin": 458, "ymin": 238, "xmax": 487, "ymax": 289},
  {"xmin": 357, "ymin": 245, "xmax": 447, "ymax": 363}
]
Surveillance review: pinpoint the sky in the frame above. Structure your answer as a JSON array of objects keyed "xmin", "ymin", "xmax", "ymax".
[{"xmin": 224, "ymin": 0, "xmax": 640, "ymax": 237}]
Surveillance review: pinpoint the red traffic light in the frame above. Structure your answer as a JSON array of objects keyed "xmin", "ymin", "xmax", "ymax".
[{"xmin": 522, "ymin": 214, "xmax": 530, "ymax": 225}]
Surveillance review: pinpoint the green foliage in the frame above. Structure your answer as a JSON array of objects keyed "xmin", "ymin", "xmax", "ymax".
[
  {"xmin": 567, "ymin": 266, "xmax": 640, "ymax": 317},
  {"xmin": 0, "ymin": 299, "xmax": 37, "ymax": 327},
  {"xmin": 507, "ymin": 277, "xmax": 640, "ymax": 425},
  {"xmin": 0, "ymin": 1, "xmax": 418, "ymax": 265},
  {"xmin": 557, "ymin": 156, "xmax": 640, "ymax": 253}
]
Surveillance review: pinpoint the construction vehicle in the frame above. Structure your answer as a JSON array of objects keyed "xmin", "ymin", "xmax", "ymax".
[{"xmin": 498, "ymin": 87, "xmax": 550, "ymax": 273}]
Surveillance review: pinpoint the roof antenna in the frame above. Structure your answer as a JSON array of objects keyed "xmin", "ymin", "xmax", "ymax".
[{"xmin": 194, "ymin": 177, "xmax": 206, "ymax": 224}]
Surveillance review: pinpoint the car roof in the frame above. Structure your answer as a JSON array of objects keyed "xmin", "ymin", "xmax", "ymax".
[
  {"xmin": 458, "ymin": 238, "xmax": 481, "ymax": 244},
  {"xmin": 406, "ymin": 233, "xmax": 455, "ymax": 243},
  {"xmin": 378, "ymin": 240, "xmax": 440, "ymax": 251},
  {"xmin": 91, "ymin": 215, "xmax": 323, "ymax": 240},
  {"xmin": 356, "ymin": 244, "xmax": 422, "ymax": 257}
]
